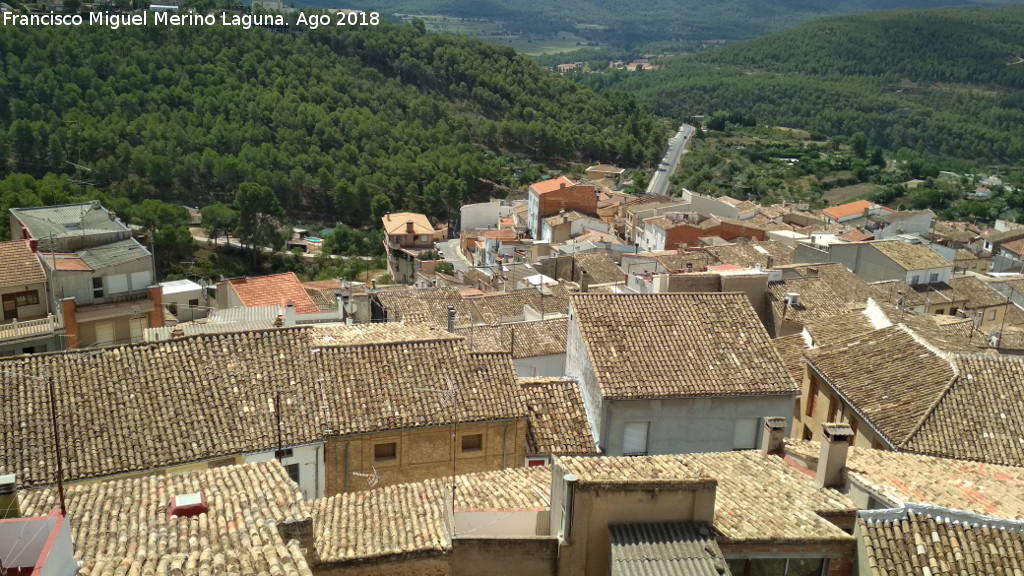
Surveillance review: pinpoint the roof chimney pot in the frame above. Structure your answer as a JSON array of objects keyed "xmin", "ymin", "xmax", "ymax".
[
  {"xmin": 815, "ymin": 423, "xmax": 854, "ymax": 489},
  {"xmin": 760, "ymin": 417, "xmax": 787, "ymax": 455}
]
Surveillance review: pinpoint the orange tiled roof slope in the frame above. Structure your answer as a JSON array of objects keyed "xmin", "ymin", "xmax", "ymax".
[
  {"xmin": 519, "ymin": 377, "xmax": 597, "ymax": 455},
  {"xmin": 0, "ymin": 240, "xmax": 46, "ymax": 287},
  {"xmin": 19, "ymin": 461, "xmax": 313, "ymax": 576},
  {"xmin": 225, "ymin": 272, "xmax": 320, "ymax": 314},
  {"xmin": 529, "ymin": 175, "xmax": 574, "ymax": 195},
  {"xmin": 571, "ymin": 293, "xmax": 798, "ymax": 399},
  {"xmin": 823, "ymin": 200, "xmax": 891, "ymax": 221},
  {"xmin": 804, "ymin": 325, "xmax": 956, "ymax": 446},
  {"xmin": 858, "ymin": 505, "xmax": 1024, "ymax": 576},
  {"xmin": 0, "ymin": 327, "xmax": 523, "ymax": 488}
]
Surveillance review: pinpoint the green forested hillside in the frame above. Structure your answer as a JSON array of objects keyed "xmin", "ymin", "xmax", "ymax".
[
  {"xmin": 583, "ymin": 6, "xmax": 1024, "ymax": 164},
  {"xmin": 334, "ymin": 0, "xmax": 1024, "ymax": 45},
  {"xmin": 0, "ymin": 21, "xmax": 663, "ymax": 228}
]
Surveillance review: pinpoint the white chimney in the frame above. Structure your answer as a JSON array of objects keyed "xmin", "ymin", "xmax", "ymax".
[
  {"xmin": 760, "ymin": 417, "xmax": 787, "ymax": 455},
  {"xmin": 283, "ymin": 303, "xmax": 296, "ymax": 327},
  {"xmin": 815, "ymin": 423, "xmax": 854, "ymax": 489}
]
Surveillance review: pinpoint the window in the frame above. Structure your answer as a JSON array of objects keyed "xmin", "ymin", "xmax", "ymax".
[
  {"xmin": 935, "ymin": 308, "xmax": 945, "ymax": 315},
  {"xmin": 285, "ymin": 463, "xmax": 300, "ymax": 484},
  {"xmin": 622, "ymin": 422, "xmax": 649, "ymax": 456},
  {"xmin": 94, "ymin": 321, "xmax": 115, "ymax": 346},
  {"xmin": 989, "ymin": 309, "xmax": 997, "ymax": 321},
  {"xmin": 802, "ymin": 425, "xmax": 813, "ymax": 440},
  {"xmin": 806, "ymin": 378, "xmax": 818, "ymax": 417},
  {"xmin": 275, "ymin": 448, "xmax": 294, "ymax": 459},
  {"xmin": 827, "ymin": 398, "xmax": 839, "ymax": 423},
  {"xmin": 732, "ymin": 418, "xmax": 758, "ymax": 450},
  {"xmin": 129, "ymin": 317, "xmax": 148, "ymax": 342},
  {"xmin": 92, "ymin": 277, "xmax": 104, "ymax": 299},
  {"xmin": 130, "ymin": 270, "xmax": 151, "ymax": 290},
  {"xmin": 727, "ymin": 558, "xmax": 828, "ymax": 576},
  {"xmin": 461, "ymin": 434, "xmax": 483, "ymax": 452},
  {"xmin": 107, "ymin": 274, "xmax": 129, "ymax": 294},
  {"xmin": 929, "ymin": 273, "xmax": 939, "ymax": 283},
  {"xmin": 910, "ymin": 275, "xmax": 920, "ymax": 285},
  {"xmin": 168, "ymin": 303, "xmax": 178, "ymax": 315},
  {"xmin": 526, "ymin": 457, "xmax": 549, "ymax": 467},
  {"xmin": 374, "ymin": 442, "xmax": 397, "ymax": 462},
  {"xmin": 189, "ymin": 298, "xmax": 199, "ymax": 307}
]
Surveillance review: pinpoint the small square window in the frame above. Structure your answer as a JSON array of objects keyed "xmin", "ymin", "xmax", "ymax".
[
  {"xmin": 188, "ymin": 298, "xmax": 199, "ymax": 307},
  {"xmin": 285, "ymin": 463, "xmax": 300, "ymax": 484},
  {"xmin": 910, "ymin": 275, "xmax": 920, "ymax": 285},
  {"xmin": 929, "ymin": 273, "xmax": 939, "ymax": 283},
  {"xmin": 275, "ymin": 448, "xmax": 294, "ymax": 459},
  {"xmin": 461, "ymin": 434, "xmax": 483, "ymax": 452},
  {"xmin": 374, "ymin": 442, "xmax": 397, "ymax": 461},
  {"xmin": 989, "ymin": 309, "xmax": 997, "ymax": 321}
]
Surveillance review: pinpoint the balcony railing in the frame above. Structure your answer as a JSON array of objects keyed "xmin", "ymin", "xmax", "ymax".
[{"xmin": 0, "ymin": 315, "xmax": 62, "ymax": 343}]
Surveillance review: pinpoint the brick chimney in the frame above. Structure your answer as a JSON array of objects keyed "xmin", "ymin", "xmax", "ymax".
[
  {"xmin": 277, "ymin": 517, "xmax": 320, "ymax": 565},
  {"xmin": 815, "ymin": 423, "xmax": 854, "ymax": 489},
  {"xmin": 148, "ymin": 285, "xmax": 164, "ymax": 329},
  {"xmin": 28, "ymin": 238, "xmax": 38, "ymax": 253},
  {"xmin": 760, "ymin": 417, "xmax": 787, "ymax": 455},
  {"xmin": 580, "ymin": 269, "xmax": 590, "ymax": 293},
  {"xmin": 61, "ymin": 297, "xmax": 79, "ymax": 349},
  {"xmin": 406, "ymin": 221, "xmax": 414, "ymax": 234}
]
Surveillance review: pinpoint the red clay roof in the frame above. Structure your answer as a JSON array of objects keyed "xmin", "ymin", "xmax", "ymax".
[
  {"xmin": 1002, "ymin": 238, "xmax": 1024, "ymax": 256},
  {"xmin": 225, "ymin": 272, "xmax": 320, "ymax": 314},
  {"xmin": 838, "ymin": 230, "xmax": 874, "ymax": 242},
  {"xmin": 48, "ymin": 253, "xmax": 92, "ymax": 271},
  {"xmin": 0, "ymin": 240, "xmax": 47, "ymax": 286},
  {"xmin": 823, "ymin": 200, "xmax": 894, "ymax": 221},
  {"xmin": 529, "ymin": 176, "xmax": 575, "ymax": 195}
]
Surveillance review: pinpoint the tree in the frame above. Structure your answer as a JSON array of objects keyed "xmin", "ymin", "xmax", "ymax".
[
  {"xmin": 369, "ymin": 193, "xmax": 394, "ymax": 228},
  {"xmin": 869, "ymin": 147, "xmax": 886, "ymax": 168},
  {"xmin": 234, "ymin": 182, "xmax": 284, "ymax": 259},
  {"xmin": 154, "ymin": 226, "xmax": 196, "ymax": 278},
  {"xmin": 200, "ymin": 202, "xmax": 236, "ymax": 247},
  {"xmin": 850, "ymin": 132, "xmax": 868, "ymax": 158},
  {"xmin": 130, "ymin": 199, "xmax": 189, "ymax": 232}
]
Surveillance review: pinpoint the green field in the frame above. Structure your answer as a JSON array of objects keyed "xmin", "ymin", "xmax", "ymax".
[{"xmin": 398, "ymin": 13, "xmax": 589, "ymax": 55}]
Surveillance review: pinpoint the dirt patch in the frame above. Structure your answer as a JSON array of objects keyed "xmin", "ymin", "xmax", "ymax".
[{"xmin": 823, "ymin": 183, "xmax": 882, "ymax": 205}]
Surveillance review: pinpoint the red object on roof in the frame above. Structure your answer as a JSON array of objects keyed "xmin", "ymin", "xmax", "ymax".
[
  {"xmin": 529, "ymin": 176, "xmax": 575, "ymax": 195},
  {"xmin": 838, "ymin": 230, "xmax": 874, "ymax": 242},
  {"xmin": 225, "ymin": 272, "xmax": 320, "ymax": 314},
  {"xmin": 823, "ymin": 200, "xmax": 894, "ymax": 221},
  {"xmin": 1002, "ymin": 238, "xmax": 1024, "ymax": 256}
]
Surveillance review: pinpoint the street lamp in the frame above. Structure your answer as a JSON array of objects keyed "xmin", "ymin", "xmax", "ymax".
[{"xmin": 1, "ymin": 369, "xmax": 67, "ymax": 516}]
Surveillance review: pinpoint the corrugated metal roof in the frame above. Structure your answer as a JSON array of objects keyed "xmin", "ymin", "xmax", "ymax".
[
  {"xmin": 77, "ymin": 238, "xmax": 151, "ymax": 269},
  {"xmin": 609, "ymin": 523, "xmax": 729, "ymax": 576},
  {"xmin": 144, "ymin": 306, "xmax": 280, "ymax": 341},
  {"xmin": 11, "ymin": 202, "xmax": 130, "ymax": 238}
]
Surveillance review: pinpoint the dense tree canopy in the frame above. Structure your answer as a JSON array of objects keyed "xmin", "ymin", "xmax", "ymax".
[{"xmin": 0, "ymin": 20, "xmax": 662, "ymax": 230}]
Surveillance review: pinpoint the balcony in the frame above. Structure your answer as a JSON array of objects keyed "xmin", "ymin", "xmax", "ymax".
[{"xmin": 0, "ymin": 315, "xmax": 62, "ymax": 343}]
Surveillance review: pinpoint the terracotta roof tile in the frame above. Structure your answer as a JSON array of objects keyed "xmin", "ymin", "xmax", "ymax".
[
  {"xmin": 773, "ymin": 334, "xmax": 811, "ymax": 381},
  {"xmin": 710, "ymin": 241, "xmax": 794, "ymax": 268},
  {"xmin": 1, "ymin": 328, "xmax": 523, "ymax": 488},
  {"xmin": 785, "ymin": 440, "xmax": 1024, "ymax": 518},
  {"xmin": 571, "ymin": 293, "xmax": 798, "ymax": 399},
  {"xmin": 224, "ymin": 272, "xmax": 320, "ymax": 314},
  {"xmin": 518, "ymin": 377, "xmax": 596, "ymax": 455},
  {"xmin": 467, "ymin": 283, "xmax": 571, "ymax": 325},
  {"xmin": 382, "ymin": 212, "xmax": 436, "ymax": 235},
  {"xmin": 0, "ymin": 240, "xmax": 46, "ymax": 287},
  {"xmin": 574, "ymin": 252, "xmax": 623, "ymax": 284},
  {"xmin": 374, "ymin": 287, "xmax": 476, "ymax": 327},
  {"xmin": 19, "ymin": 461, "xmax": 313, "ymax": 576},
  {"xmin": 859, "ymin": 506, "xmax": 1024, "ymax": 576},
  {"xmin": 872, "ymin": 241, "xmax": 952, "ymax": 271},
  {"xmin": 455, "ymin": 318, "xmax": 567, "ymax": 358},
  {"xmin": 529, "ymin": 176, "xmax": 575, "ymax": 195},
  {"xmin": 805, "ymin": 325, "xmax": 956, "ymax": 446},
  {"xmin": 823, "ymin": 200, "xmax": 888, "ymax": 221}
]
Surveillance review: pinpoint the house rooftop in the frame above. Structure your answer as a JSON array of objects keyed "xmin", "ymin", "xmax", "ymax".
[
  {"xmin": 454, "ymin": 317, "xmax": 567, "ymax": 358},
  {"xmin": 10, "ymin": 202, "xmax": 129, "ymax": 243},
  {"xmin": 159, "ymin": 278, "xmax": 203, "ymax": 295},
  {"xmin": 518, "ymin": 377, "xmax": 597, "ymax": 456},
  {"xmin": 76, "ymin": 237, "xmax": 151, "ymax": 270},
  {"xmin": 528, "ymin": 175, "xmax": 575, "ymax": 195},
  {"xmin": 374, "ymin": 286, "xmax": 477, "ymax": 327},
  {"xmin": 574, "ymin": 251, "xmax": 623, "ymax": 284},
  {"xmin": 710, "ymin": 240, "xmax": 794, "ymax": 268},
  {"xmin": 571, "ymin": 293, "xmax": 797, "ymax": 400},
  {"xmin": 804, "ymin": 325, "xmax": 955, "ymax": 447},
  {"xmin": 587, "ymin": 164, "xmax": 626, "ymax": 175},
  {"xmin": 822, "ymin": 200, "xmax": 891, "ymax": 221},
  {"xmin": 466, "ymin": 283, "xmax": 572, "ymax": 325},
  {"xmin": 543, "ymin": 211, "xmax": 588, "ymax": 227},
  {"xmin": 858, "ymin": 504, "xmax": 1024, "ymax": 576},
  {"xmin": 785, "ymin": 440, "xmax": 1024, "ymax": 518},
  {"xmin": 871, "ymin": 241, "xmax": 952, "ymax": 271},
  {"xmin": 223, "ymin": 272, "xmax": 320, "ymax": 315},
  {"xmin": 1001, "ymin": 237, "xmax": 1024, "ymax": 256},
  {"xmin": 0, "ymin": 328, "xmax": 523, "ymax": 488},
  {"xmin": 18, "ymin": 461, "xmax": 313, "ymax": 576},
  {"xmin": 381, "ymin": 212, "xmax": 436, "ymax": 236},
  {"xmin": 0, "ymin": 239, "xmax": 46, "ymax": 287},
  {"xmin": 609, "ymin": 523, "xmax": 727, "ymax": 576}
]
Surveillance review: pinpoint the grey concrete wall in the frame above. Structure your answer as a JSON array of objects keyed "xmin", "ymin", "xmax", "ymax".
[
  {"xmin": 565, "ymin": 306, "xmax": 604, "ymax": 447},
  {"xmin": 453, "ymin": 538, "xmax": 557, "ymax": 576},
  {"xmin": 460, "ymin": 203, "xmax": 513, "ymax": 232},
  {"xmin": 601, "ymin": 395, "xmax": 795, "ymax": 456},
  {"xmin": 514, "ymin": 354, "xmax": 566, "ymax": 378},
  {"xmin": 793, "ymin": 243, "xmax": 831, "ymax": 265}
]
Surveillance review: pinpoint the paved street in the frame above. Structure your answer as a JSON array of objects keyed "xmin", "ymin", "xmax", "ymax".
[{"xmin": 646, "ymin": 123, "xmax": 695, "ymax": 196}]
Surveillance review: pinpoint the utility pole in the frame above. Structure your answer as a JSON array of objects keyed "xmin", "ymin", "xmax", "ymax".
[{"xmin": 47, "ymin": 375, "xmax": 67, "ymax": 516}]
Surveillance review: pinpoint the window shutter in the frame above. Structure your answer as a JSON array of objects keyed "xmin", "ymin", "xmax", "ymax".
[{"xmin": 623, "ymin": 422, "xmax": 649, "ymax": 455}]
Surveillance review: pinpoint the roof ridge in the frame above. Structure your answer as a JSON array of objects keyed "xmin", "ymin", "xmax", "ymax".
[{"xmin": 898, "ymin": 359, "xmax": 960, "ymax": 448}]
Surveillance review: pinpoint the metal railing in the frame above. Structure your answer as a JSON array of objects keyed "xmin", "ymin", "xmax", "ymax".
[{"xmin": 0, "ymin": 315, "xmax": 62, "ymax": 342}]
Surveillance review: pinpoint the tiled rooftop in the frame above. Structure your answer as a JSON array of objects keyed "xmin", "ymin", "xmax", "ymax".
[
  {"xmin": 374, "ymin": 286, "xmax": 476, "ymax": 327},
  {"xmin": 574, "ymin": 252, "xmax": 624, "ymax": 284},
  {"xmin": 467, "ymin": 283, "xmax": 571, "ymax": 325},
  {"xmin": 804, "ymin": 325, "xmax": 956, "ymax": 446},
  {"xmin": 455, "ymin": 318, "xmax": 568, "ymax": 358},
  {"xmin": 543, "ymin": 211, "xmax": 588, "ymax": 227},
  {"xmin": 312, "ymin": 466, "xmax": 551, "ymax": 563},
  {"xmin": 382, "ymin": 212, "xmax": 436, "ymax": 235},
  {"xmin": 0, "ymin": 240, "xmax": 46, "ymax": 287},
  {"xmin": 223, "ymin": 272, "xmax": 320, "ymax": 315},
  {"xmin": 772, "ymin": 333, "xmax": 811, "ymax": 381},
  {"xmin": 19, "ymin": 461, "xmax": 313, "ymax": 576},
  {"xmin": 823, "ymin": 200, "xmax": 886, "ymax": 221},
  {"xmin": 710, "ymin": 241, "xmax": 794, "ymax": 269},
  {"xmin": 571, "ymin": 293, "xmax": 798, "ymax": 399},
  {"xmin": 859, "ymin": 505, "xmax": 1024, "ymax": 576},
  {"xmin": 872, "ymin": 241, "xmax": 952, "ymax": 271},
  {"xmin": 785, "ymin": 440, "xmax": 1024, "ymax": 518},
  {"xmin": 768, "ymin": 275, "xmax": 855, "ymax": 326},
  {"xmin": 902, "ymin": 354, "xmax": 1024, "ymax": 467},
  {"xmin": 518, "ymin": 377, "xmax": 597, "ymax": 455},
  {"xmin": 557, "ymin": 454, "xmax": 715, "ymax": 488},
  {"xmin": 802, "ymin": 311, "xmax": 875, "ymax": 348},
  {"xmin": 1, "ymin": 328, "xmax": 523, "ymax": 488},
  {"xmin": 529, "ymin": 175, "xmax": 575, "ymax": 195},
  {"xmin": 307, "ymin": 322, "xmax": 458, "ymax": 347}
]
